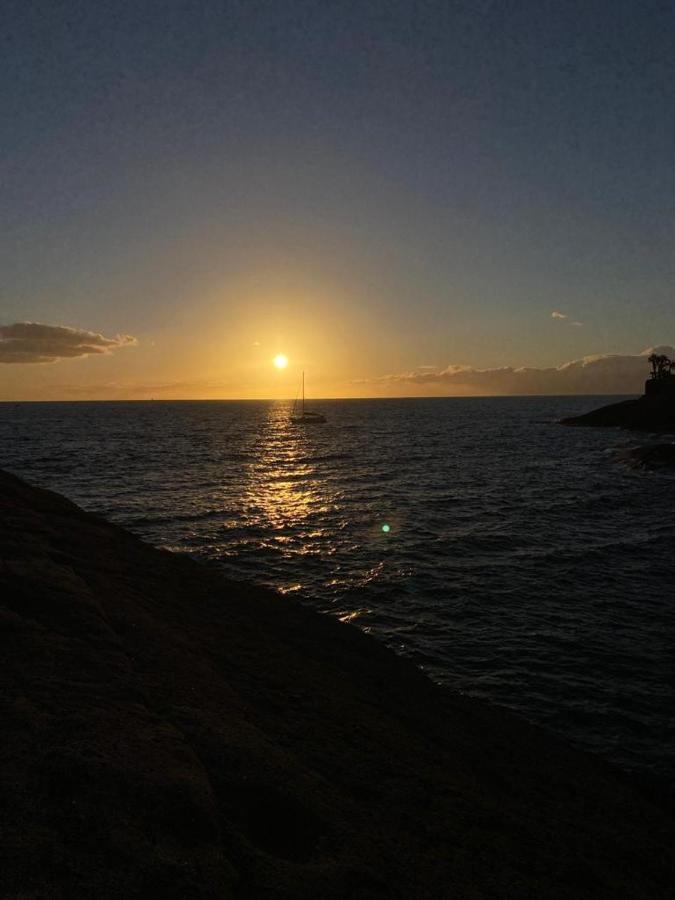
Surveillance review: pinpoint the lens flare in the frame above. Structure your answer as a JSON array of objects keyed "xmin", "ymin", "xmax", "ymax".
[{"xmin": 382, "ymin": 523, "xmax": 391, "ymax": 533}]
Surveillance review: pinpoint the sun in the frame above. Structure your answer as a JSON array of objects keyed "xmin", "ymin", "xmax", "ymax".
[{"xmin": 273, "ymin": 354, "xmax": 288, "ymax": 369}]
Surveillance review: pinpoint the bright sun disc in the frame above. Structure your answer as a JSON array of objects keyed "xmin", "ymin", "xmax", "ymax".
[{"xmin": 273, "ymin": 354, "xmax": 288, "ymax": 369}]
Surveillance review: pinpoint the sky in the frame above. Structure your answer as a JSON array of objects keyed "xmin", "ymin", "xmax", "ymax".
[{"xmin": 1, "ymin": 0, "xmax": 674, "ymax": 399}]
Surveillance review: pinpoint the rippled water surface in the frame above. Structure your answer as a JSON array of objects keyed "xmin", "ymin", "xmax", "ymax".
[{"xmin": 2, "ymin": 397, "xmax": 674, "ymax": 781}]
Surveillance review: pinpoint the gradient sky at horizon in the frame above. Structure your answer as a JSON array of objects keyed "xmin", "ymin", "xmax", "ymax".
[{"xmin": 2, "ymin": 0, "xmax": 674, "ymax": 399}]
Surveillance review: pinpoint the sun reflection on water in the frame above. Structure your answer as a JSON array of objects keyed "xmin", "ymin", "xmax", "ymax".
[{"xmin": 241, "ymin": 402, "xmax": 338, "ymax": 556}]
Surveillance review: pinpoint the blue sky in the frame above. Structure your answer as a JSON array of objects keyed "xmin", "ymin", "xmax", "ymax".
[{"xmin": 2, "ymin": 0, "xmax": 674, "ymax": 397}]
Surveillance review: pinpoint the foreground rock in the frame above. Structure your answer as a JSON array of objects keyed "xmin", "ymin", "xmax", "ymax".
[
  {"xmin": 1, "ymin": 470, "xmax": 673, "ymax": 899},
  {"xmin": 561, "ymin": 377, "xmax": 675, "ymax": 432}
]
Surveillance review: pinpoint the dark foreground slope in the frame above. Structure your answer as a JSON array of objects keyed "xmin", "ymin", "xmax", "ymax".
[{"xmin": 1, "ymin": 471, "xmax": 673, "ymax": 899}]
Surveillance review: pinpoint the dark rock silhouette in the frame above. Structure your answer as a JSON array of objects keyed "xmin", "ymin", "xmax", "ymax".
[
  {"xmin": 1, "ymin": 470, "xmax": 674, "ymax": 898},
  {"xmin": 619, "ymin": 443, "xmax": 675, "ymax": 469},
  {"xmin": 561, "ymin": 361, "xmax": 675, "ymax": 432}
]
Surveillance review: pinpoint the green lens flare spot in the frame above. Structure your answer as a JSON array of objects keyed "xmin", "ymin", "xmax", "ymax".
[{"xmin": 382, "ymin": 523, "xmax": 391, "ymax": 533}]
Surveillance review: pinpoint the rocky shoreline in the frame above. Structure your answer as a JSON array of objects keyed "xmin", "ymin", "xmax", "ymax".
[
  {"xmin": 1, "ymin": 470, "xmax": 673, "ymax": 898},
  {"xmin": 618, "ymin": 443, "xmax": 675, "ymax": 470},
  {"xmin": 561, "ymin": 376, "xmax": 675, "ymax": 432}
]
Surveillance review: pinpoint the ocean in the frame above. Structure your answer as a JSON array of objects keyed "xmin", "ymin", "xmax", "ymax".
[{"xmin": 2, "ymin": 397, "xmax": 674, "ymax": 783}]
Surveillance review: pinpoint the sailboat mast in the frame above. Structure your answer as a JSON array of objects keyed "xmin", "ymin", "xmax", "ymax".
[{"xmin": 302, "ymin": 371, "xmax": 305, "ymax": 415}]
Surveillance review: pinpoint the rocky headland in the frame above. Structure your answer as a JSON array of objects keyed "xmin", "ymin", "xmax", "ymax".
[
  {"xmin": 561, "ymin": 373, "xmax": 675, "ymax": 432},
  {"xmin": 1, "ymin": 470, "xmax": 674, "ymax": 898}
]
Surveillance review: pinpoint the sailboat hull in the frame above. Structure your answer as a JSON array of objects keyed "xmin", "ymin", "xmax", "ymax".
[
  {"xmin": 290, "ymin": 413, "xmax": 326, "ymax": 424},
  {"xmin": 290, "ymin": 371, "xmax": 326, "ymax": 423}
]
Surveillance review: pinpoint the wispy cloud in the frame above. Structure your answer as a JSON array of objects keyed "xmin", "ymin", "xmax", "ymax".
[
  {"xmin": 0, "ymin": 323, "xmax": 137, "ymax": 364},
  {"xmin": 360, "ymin": 346, "xmax": 675, "ymax": 396},
  {"xmin": 552, "ymin": 311, "xmax": 583, "ymax": 327}
]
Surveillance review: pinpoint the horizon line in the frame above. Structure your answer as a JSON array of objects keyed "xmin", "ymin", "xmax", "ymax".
[{"xmin": 0, "ymin": 392, "xmax": 639, "ymax": 404}]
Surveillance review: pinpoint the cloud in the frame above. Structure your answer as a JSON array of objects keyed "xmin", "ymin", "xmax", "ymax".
[
  {"xmin": 0, "ymin": 322, "xmax": 137, "ymax": 364},
  {"xmin": 572, "ymin": 321, "xmax": 584, "ymax": 327},
  {"xmin": 551, "ymin": 311, "xmax": 568, "ymax": 320},
  {"xmin": 363, "ymin": 346, "xmax": 675, "ymax": 396}
]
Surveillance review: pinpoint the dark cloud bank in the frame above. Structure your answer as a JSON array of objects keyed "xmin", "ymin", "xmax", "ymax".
[
  {"xmin": 367, "ymin": 346, "xmax": 675, "ymax": 396},
  {"xmin": 0, "ymin": 323, "xmax": 136, "ymax": 364}
]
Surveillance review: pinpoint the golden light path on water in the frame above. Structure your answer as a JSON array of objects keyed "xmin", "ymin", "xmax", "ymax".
[
  {"xmin": 239, "ymin": 402, "xmax": 388, "ymax": 611},
  {"xmin": 243, "ymin": 402, "xmax": 336, "ymax": 567}
]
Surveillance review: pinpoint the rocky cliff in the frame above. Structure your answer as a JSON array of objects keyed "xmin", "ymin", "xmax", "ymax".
[
  {"xmin": 561, "ymin": 377, "xmax": 675, "ymax": 432},
  {"xmin": 1, "ymin": 470, "xmax": 673, "ymax": 898}
]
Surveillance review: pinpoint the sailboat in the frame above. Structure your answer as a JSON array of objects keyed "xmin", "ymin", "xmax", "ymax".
[{"xmin": 290, "ymin": 371, "xmax": 326, "ymax": 424}]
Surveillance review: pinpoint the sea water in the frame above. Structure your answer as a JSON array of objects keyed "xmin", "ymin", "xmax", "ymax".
[{"xmin": 2, "ymin": 397, "xmax": 674, "ymax": 783}]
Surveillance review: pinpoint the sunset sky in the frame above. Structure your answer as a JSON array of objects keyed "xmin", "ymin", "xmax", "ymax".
[{"xmin": 2, "ymin": 0, "xmax": 674, "ymax": 399}]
